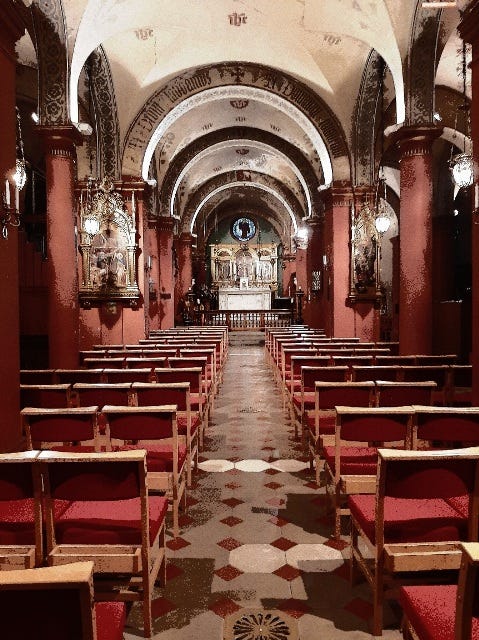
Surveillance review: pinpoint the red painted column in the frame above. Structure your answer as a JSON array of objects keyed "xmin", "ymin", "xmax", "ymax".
[
  {"xmin": 0, "ymin": 7, "xmax": 24, "ymax": 451},
  {"xmin": 323, "ymin": 186, "xmax": 355, "ymax": 337},
  {"xmin": 392, "ymin": 127, "xmax": 442, "ymax": 355},
  {"xmin": 460, "ymin": 2, "xmax": 479, "ymax": 402},
  {"xmin": 175, "ymin": 232, "xmax": 193, "ymax": 321},
  {"xmin": 157, "ymin": 217, "xmax": 175, "ymax": 328},
  {"xmin": 37, "ymin": 126, "xmax": 83, "ymax": 367}
]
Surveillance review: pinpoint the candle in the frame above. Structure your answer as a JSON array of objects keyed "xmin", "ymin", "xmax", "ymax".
[
  {"xmin": 5, "ymin": 180, "xmax": 10, "ymax": 206},
  {"xmin": 15, "ymin": 186, "xmax": 19, "ymax": 212}
]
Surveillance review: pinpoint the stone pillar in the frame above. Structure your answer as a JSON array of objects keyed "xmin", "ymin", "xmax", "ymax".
[
  {"xmin": 391, "ymin": 126, "xmax": 442, "ymax": 355},
  {"xmin": 157, "ymin": 217, "xmax": 175, "ymax": 329},
  {"xmin": 460, "ymin": 1, "xmax": 479, "ymax": 401},
  {"xmin": 37, "ymin": 126, "xmax": 83, "ymax": 367},
  {"xmin": 0, "ymin": 7, "xmax": 24, "ymax": 450},
  {"xmin": 175, "ymin": 232, "xmax": 193, "ymax": 321}
]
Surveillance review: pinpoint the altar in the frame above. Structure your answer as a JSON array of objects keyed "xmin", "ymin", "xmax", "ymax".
[{"xmin": 218, "ymin": 288, "xmax": 271, "ymax": 310}]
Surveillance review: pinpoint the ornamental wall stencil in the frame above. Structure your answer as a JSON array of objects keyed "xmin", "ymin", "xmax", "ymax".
[
  {"xmin": 230, "ymin": 99, "xmax": 249, "ymax": 109},
  {"xmin": 31, "ymin": 0, "xmax": 69, "ymax": 125},
  {"xmin": 89, "ymin": 47, "xmax": 121, "ymax": 180},
  {"xmin": 228, "ymin": 12, "xmax": 247, "ymax": 26},
  {"xmin": 122, "ymin": 62, "xmax": 349, "ymax": 179}
]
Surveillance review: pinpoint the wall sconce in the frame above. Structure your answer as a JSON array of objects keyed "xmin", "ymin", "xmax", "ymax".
[
  {"xmin": 1, "ymin": 179, "xmax": 21, "ymax": 239},
  {"xmin": 311, "ymin": 269, "xmax": 321, "ymax": 292}
]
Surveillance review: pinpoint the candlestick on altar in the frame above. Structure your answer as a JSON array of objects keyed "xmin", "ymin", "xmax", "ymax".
[{"xmin": 5, "ymin": 180, "xmax": 10, "ymax": 206}]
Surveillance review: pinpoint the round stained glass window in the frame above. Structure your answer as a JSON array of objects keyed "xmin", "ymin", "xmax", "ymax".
[{"xmin": 232, "ymin": 217, "xmax": 256, "ymax": 242}]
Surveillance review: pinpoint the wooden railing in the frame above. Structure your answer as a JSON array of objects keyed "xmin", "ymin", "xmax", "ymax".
[{"xmin": 193, "ymin": 309, "xmax": 293, "ymax": 330}]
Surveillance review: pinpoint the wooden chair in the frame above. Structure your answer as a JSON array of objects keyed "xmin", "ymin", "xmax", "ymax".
[
  {"xmin": 55, "ymin": 369, "xmax": 105, "ymax": 384},
  {"xmin": 21, "ymin": 406, "xmax": 101, "ymax": 452},
  {"xmin": 71, "ymin": 383, "xmax": 132, "ymax": 410},
  {"xmin": 153, "ymin": 367, "xmax": 206, "ymax": 446},
  {"xmin": 0, "ymin": 561, "xmax": 126, "ymax": 640},
  {"xmin": 20, "ymin": 384, "xmax": 72, "ymax": 409},
  {"xmin": 284, "ymin": 355, "xmax": 330, "ymax": 412},
  {"xmin": 101, "ymin": 405, "xmax": 187, "ymax": 538},
  {"xmin": 375, "ymin": 380, "xmax": 437, "ymax": 407},
  {"xmin": 323, "ymin": 405, "xmax": 412, "ymax": 539},
  {"xmin": 20, "ymin": 369, "xmax": 56, "ymax": 384},
  {"xmin": 351, "ymin": 365, "xmax": 401, "ymax": 383},
  {"xmin": 306, "ymin": 382, "xmax": 377, "ymax": 483},
  {"xmin": 400, "ymin": 365, "xmax": 450, "ymax": 405},
  {"xmin": 291, "ymin": 366, "xmax": 350, "ymax": 441},
  {"xmin": 414, "ymin": 354, "xmax": 457, "ymax": 366},
  {"xmin": 0, "ymin": 451, "xmax": 42, "ymax": 569},
  {"xmin": 412, "ymin": 406, "xmax": 479, "ymax": 450},
  {"xmin": 375, "ymin": 356, "xmax": 416, "ymax": 367},
  {"xmin": 102, "ymin": 368, "xmax": 153, "ymax": 384},
  {"xmin": 399, "ymin": 541, "xmax": 479, "ymax": 640},
  {"xmin": 39, "ymin": 449, "xmax": 167, "ymax": 638},
  {"xmin": 448, "ymin": 365, "xmax": 472, "ymax": 407},
  {"xmin": 349, "ymin": 447, "xmax": 479, "ymax": 636},
  {"xmin": 132, "ymin": 381, "xmax": 199, "ymax": 487},
  {"xmin": 83, "ymin": 357, "xmax": 125, "ymax": 369}
]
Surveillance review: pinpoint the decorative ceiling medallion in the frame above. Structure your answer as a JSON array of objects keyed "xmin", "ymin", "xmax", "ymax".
[
  {"xmin": 230, "ymin": 99, "xmax": 249, "ymax": 109},
  {"xmin": 236, "ymin": 148, "xmax": 250, "ymax": 155}
]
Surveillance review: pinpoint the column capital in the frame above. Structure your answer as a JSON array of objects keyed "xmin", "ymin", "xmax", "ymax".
[
  {"xmin": 322, "ymin": 182, "xmax": 354, "ymax": 209},
  {"xmin": 459, "ymin": 0, "xmax": 479, "ymax": 45},
  {"xmin": 37, "ymin": 125, "xmax": 84, "ymax": 157},
  {"xmin": 179, "ymin": 231, "xmax": 194, "ymax": 245},
  {"xmin": 156, "ymin": 216, "xmax": 175, "ymax": 233},
  {"xmin": 389, "ymin": 125, "xmax": 443, "ymax": 157}
]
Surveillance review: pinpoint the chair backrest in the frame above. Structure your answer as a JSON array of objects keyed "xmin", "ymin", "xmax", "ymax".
[
  {"xmin": 71, "ymin": 383, "xmax": 132, "ymax": 408},
  {"xmin": 412, "ymin": 406, "xmax": 479, "ymax": 448},
  {"xmin": 153, "ymin": 367, "xmax": 202, "ymax": 394},
  {"xmin": 302, "ymin": 366, "xmax": 350, "ymax": 390},
  {"xmin": 335, "ymin": 406, "xmax": 413, "ymax": 444},
  {"xmin": 101, "ymin": 404, "xmax": 177, "ymax": 443},
  {"xmin": 125, "ymin": 357, "xmax": 168, "ymax": 370},
  {"xmin": 20, "ymin": 384, "xmax": 71, "ymax": 409},
  {"xmin": 55, "ymin": 369, "xmax": 105, "ymax": 385},
  {"xmin": 131, "ymin": 382, "xmax": 190, "ymax": 412},
  {"xmin": 415, "ymin": 354, "xmax": 457, "ymax": 366},
  {"xmin": 376, "ymin": 447, "xmax": 479, "ymax": 544},
  {"xmin": 330, "ymin": 355, "xmax": 375, "ymax": 367},
  {"xmin": 102, "ymin": 368, "xmax": 152, "ymax": 384},
  {"xmin": 375, "ymin": 381, "xmax": 436, "ymax": 407},
  {"xmin": 20, "ymin": 370, "xmax": 56, "ymax": 385},
  {"xmin": 0, "ymin": 451, "xmax": 42, "ymax": 568},
  {"xmin": 290, "ymin": 356, "xmax": 331, "ymax": 381},
  {"xmin": 375, "ymin": 355, "xmax": 416, "ymax": 366},
  {"xmin": 351, "ymin": 366, "xmax": 401, "ymax": 382},
  {"xmin": 83, "ymin": 357, "xmax": 125, "ymax": 369},
  {"xmin": 0, "ymin": 561, "xmax": 104, "ymax": 640},
  {"xmin": 400, "ymin": 365, "xmax": 449, "ymax": 385},
  {"xmin": 21, "ymin": 407, "xmax": 100, "ymax": 451},
  {"xmin": 315, "ymin": 382, "xmax": 375, "ymax": 411}
]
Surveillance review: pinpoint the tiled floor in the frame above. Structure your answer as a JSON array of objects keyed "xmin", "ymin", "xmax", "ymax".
[{"xmin": 125, "ymin": 334, "xmax": 403, "ymax": 639}]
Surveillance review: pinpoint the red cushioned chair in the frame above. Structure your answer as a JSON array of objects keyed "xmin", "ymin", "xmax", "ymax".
[
  {"xmin": 375, "ymin": 380, "xmax": 437, "ymax": 407},
  {"xmin": 448, "ymin": 365, "xmax": 472, "ymax": 407},
  {"xmin": 285, "ymin": 355, "xmax": 330, "ymax": 414},
  {"xmin": 412, "ymin": 406, "xmax": 479, "ymax": 450},
  {"xmin": 0, "ymin": 451, "xmax": 42, "ymax": 570},
  {"xmin": 39, "ymin": 449, "xmax": 167, "ymax": 638},
  {"xmin": 0, "ymin": 561, "xmax": 126, "ymax": 640},
  {"xmin": 323, "ymin": 405, "xmax": 412, "ymax": 539},
  {"xmin": 351, "ymin": 365, "xmax": 401, "ymax": 383},
  {"xmin": 291, "ymin": 365, "xmax": 350, "ymax": 442},
  {"xmin": 349, "ymin": 447, "xmax": 479, "ymax": 636},
  {"xmin": 101, "ymin": 405, "xmax": 187, "ymax": 538},
  {"xmin": 102, "ymin": 368, "xmax": 154, "ymax": 384},
  {"xmin": 131, "ymin": 381, "xmax": 198, "ymax": 487},
  {"xmin": 400, "ymin": 366, "xmax": 450, "ymax": 405},
  {"xmin": 153, "ymin": 367, "xmax": 206, "ymax": 447},
  {"xmin": 20, "ymin": 384, "xmax": 72, "ymax": 409},
  {"xmin": 21, "ymin": 406, "xmax": 101, "ymax": 453},
  {"xmin": 400, "ymin": 542, "xmax": 479, "ymax": 640}
]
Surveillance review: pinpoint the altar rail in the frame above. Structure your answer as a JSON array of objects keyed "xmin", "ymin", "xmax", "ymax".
[{"xmin": 194, "ymin": 309, "xmax": 293, "ymax": 331}]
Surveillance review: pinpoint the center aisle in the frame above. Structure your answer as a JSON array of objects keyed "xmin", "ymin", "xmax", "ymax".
[{"xmin": 126, "ymin": 334, "xmax": 402, "ymax": 639}]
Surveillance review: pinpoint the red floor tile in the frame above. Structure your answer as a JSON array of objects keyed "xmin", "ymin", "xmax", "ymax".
[
  {"xmin": 265, "ymin": 497, "xmax": 285, "ymax": 507},
  {"xmin": 151, "ymin": 597, "xmax": 177, "ymax": 618},
  {"xmin": 264, "ymin": 481, "xmax": 284, "ymax": 490},
  {"xmin": 214, "ymin": 564, "xmax": 244, "ymax": 581},
  {"xmin": 268, "ymin": 515, "xmax": 289, "ymax": 527},
  {"xmin": 278, "ymin": 598, "xmax": 312, "ymax": 618},
  {"xmin": 222, "ymin": 497, "xmax": 244, "ymax": 508},
  {"xmin": 224, "ymin": 481, "xmax": 242, "ymax": 490},
  {"xmin": 220, "ymin": 515, "xmax": 243, "ymax": 527},
  {"xmin": 273, "ymin": 564, "xmax": 303, "ymax": 581},
  {"xmin": 324, "ymin": 537, "xmax": 349, "ymax": 551},
  {"xmin": 217, "ymin": 537, "xmax": 242, "ymax": 551},
  {"xmin": 344, "ymin": 598, "xmax": 374, "ymax": 621},
  {"xmin": 271, "ymin": 537, "xmax": 297, "ymax": 551},
  {"xmin": 166, "ymin": 536, "xmax": 191, "ymax": 551},
  {"xmin": 165, "ymin": 562, "xmax": 184, "ymax": 581},
  {"xmin": 209, "ymin": 597, "xmax": 242, "ymax": 618}
]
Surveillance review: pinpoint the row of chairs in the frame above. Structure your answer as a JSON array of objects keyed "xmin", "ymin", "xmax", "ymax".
[
  {"xmin": 317, "ymin": 404, "xmax": 479, "ymax": 539},
  {"xmin": 347, "ymin": 446, "xmax": 479, "ymax": 636},
  {"xmin": 0, "ymin": 449, "xmax": 166, "ymax": 637},
  {"xmin": 20, "ymin": 404, "xmax": 187, "ymax": 539}
]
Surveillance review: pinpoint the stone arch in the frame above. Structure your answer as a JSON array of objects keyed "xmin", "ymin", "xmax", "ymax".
[
  {"xmin": 406, "ymin": 3, "xmax": 442, "ymax": 126},
  {"xmin": 31, "ymin": 0, "xmax": 69, "ymax": 125},
  {"xmin": 159, "ymin": 127, "xmax": 322, "ymax": 221},
  {"xmin": 122, "ymin": 62, "xmax": 350, "ymax": 182},
  {"xmin": 88, "ymin": 47, "xmax": 121, "ymax": 180},
  {"xmin": 353, "ymin": 49, "xmax": 383, "ymax": 186}
]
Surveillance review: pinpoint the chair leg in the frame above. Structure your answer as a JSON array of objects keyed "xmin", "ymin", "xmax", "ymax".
[
  {"xmin": 372, "ymin": 568, "xmax": 384, "ymax": 636},
  {"xmin": 142, "ymin": 570, "xmax": 153, "ymax": 638},
  {"xmin": 334, "ymin": 485, "xmax": 341, "ymax": 539}
]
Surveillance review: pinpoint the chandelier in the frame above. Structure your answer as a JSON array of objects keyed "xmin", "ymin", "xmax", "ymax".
[{"xmin": 449, "ymin": 40, "xmax": 473, "ymax": 189}]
